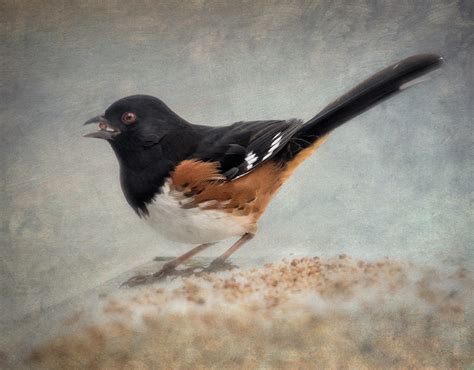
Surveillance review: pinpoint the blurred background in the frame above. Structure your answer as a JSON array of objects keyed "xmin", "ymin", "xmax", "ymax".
[{"xmin": 1, "ymin": 0, "xmax": 472, "ymax": 354}]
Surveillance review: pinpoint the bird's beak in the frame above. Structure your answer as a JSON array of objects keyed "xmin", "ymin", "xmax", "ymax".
[{"xmin": 83, "ymin": 115, "xmax": 121, "ymax": 140}]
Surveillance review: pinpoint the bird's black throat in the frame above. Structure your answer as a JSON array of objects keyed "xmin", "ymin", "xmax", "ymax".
[
  {"xmin": 110, "ymin": 144, "xmax": 171, "ymax": 216},
  {"xmin": 109, "ymin": 125, "xmax": 206, "ymax": 216}
]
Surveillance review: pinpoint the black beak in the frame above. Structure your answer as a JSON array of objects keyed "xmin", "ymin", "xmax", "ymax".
[{"xmin": 83, "ymin": 115, "xmax": 121, "ymax": 140}]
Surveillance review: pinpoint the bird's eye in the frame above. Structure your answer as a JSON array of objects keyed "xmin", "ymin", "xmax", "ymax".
[{"xmin": 121, "ymin": 112, "xmax": 137, "ymax": 124}]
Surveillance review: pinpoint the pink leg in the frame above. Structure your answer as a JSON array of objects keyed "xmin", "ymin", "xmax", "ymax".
[{"xmin": 210, "ymin": 233, "xmax": 254, "ymax": 266}]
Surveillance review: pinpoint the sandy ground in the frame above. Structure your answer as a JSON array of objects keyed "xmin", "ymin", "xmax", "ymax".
[{"xmin": 3, "ymin": 255, "xmax": 473, "ymax": 369}]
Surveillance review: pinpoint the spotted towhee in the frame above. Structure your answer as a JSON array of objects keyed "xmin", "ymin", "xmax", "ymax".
[{"xmin": 84, "ymin": 54, "xmax": 442, "ymax": 282}]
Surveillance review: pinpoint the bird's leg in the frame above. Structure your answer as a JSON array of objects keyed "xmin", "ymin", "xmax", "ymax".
[
  {"xmin": 121, "ymin": 243, "xmax": 214, "ymax": 287},
  {"xmin": 209, "ymin": 233, "xmax": 254, "ymax": 268},
  {"xmin": 153, "ymin": 242, "xmax": 214, "ymax": 277}
]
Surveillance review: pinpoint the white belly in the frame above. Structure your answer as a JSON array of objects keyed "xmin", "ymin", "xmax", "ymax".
[{"xmin": 143, "ymin": 181, "xmax": 251, "ymax": 244}]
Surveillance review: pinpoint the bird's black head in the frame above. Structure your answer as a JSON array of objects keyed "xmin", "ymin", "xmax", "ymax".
[
  {"xmin": 84, "ymin": 95, "xmax": 202, "ymax": 214},
  {"xmin": 84, "ymin": 94, "xmax": 190, "ymax": 150}
]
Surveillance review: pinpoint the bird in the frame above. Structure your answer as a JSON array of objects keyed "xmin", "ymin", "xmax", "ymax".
[{"xmin": 84, "ymin": 54, "xmax": 443, "ymax": 284}]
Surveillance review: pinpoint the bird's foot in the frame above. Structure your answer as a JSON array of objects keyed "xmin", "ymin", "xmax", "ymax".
[
  {"xmin": 121, "ymin": 260, "xmax": 238, "ymax": 287},
  {"xmin": 152, "ymin": 267, "xmax": 174, "ymax": 279},
  {"xmin": 121, "ymin": 262, "xmax": 180, "ymax": 287},
  {"xmin": 205, "ymin": 259, "xmax": 239, "ymax": 273},
  {"xmin": 152, "ymin": 260, "xmax": 181, "ymax": 277}
]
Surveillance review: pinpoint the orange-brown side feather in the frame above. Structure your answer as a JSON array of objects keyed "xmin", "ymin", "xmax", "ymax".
[{"xmin": 170, "ymin": 135, "xmax": 329, "ymax": 230}]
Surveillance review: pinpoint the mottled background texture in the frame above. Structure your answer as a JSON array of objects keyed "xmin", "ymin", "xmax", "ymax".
[{"xmin": 1, "ymin": 0, "xmax": 472, "ymax": 329}]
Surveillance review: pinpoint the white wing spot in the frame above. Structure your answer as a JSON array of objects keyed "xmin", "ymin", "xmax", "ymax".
[
  {"xmin": 271, "ymin": 132, "xmax": 282, "ymax": 146},
  {"xmin": 245, "ymin": 151, "xmax": 258, "ymax": 170},
  {"xmin": 261, "ymin": 132, "xmax": 283, "ymax": 161}
]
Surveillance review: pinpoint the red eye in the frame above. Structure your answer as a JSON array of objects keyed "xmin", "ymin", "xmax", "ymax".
[{"xmin": 121, "ymin": 112, "xmax": 137, "ymax": 124}]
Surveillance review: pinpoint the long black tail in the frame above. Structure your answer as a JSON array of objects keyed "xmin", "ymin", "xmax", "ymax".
[{"xmin": 293, "ymin": 54, "xmax": 443, "ymax": 149}]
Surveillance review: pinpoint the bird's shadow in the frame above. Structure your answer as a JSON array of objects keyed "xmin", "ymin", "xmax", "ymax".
[{"xmin": 120, "ymin": 260, "xmax": 239, "ymax": 288}]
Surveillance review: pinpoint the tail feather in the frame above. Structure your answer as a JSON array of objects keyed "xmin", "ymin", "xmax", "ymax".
[{"xmin": 293, "ymin": 54, "xmax": 443, "ymax": 149}]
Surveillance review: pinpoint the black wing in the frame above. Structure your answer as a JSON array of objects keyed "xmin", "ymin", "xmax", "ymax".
[{"xmin": 192, "ymin": 119, "xmax": 303, "ymax": 179}]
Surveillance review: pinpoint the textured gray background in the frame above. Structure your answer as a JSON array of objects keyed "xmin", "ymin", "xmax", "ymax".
[{"xmin": 1, "ymin": 0, "xmax": 473, "ymax": 328}]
